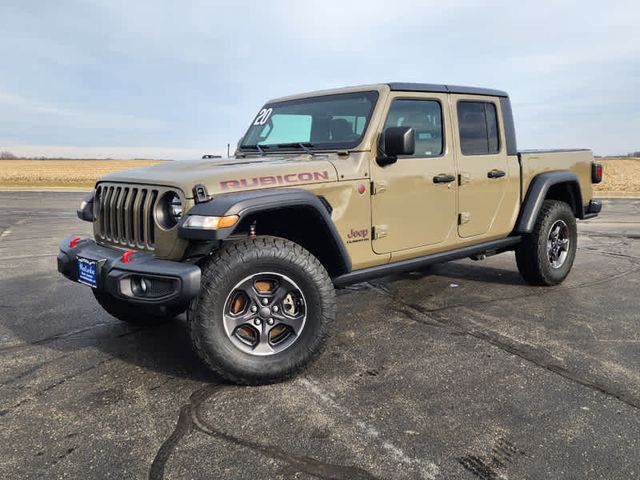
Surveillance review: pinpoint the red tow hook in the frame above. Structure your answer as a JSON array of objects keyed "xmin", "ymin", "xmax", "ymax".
[
  {"xmin": 69, "ymin": 237, "xmax": 82, "ymax": 248},
  {"xmin": 121, "ymin": 250, "xmax": 136, "ymax": 264}
]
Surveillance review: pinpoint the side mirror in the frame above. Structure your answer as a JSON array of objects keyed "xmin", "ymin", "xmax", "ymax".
[{"xmin": 377, "ymin": 127, "xmax": 415, "ymax": 166}]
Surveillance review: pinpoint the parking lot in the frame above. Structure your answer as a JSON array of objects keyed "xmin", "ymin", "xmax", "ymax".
[{"xmin": 0, "ymin": 192, "xmax": 638, "ymax": 479}]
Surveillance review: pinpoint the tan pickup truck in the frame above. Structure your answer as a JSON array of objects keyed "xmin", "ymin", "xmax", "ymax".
[{"xmin": 59, "ymin": 83, "xmax": 603, "ymax": 384}]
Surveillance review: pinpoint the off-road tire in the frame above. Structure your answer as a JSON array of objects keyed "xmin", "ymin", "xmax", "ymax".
[
  {"xmin": 515, "ymin": 200, "xmax": 577, "ymax": 286},
  {"xmin": 92, "ymin": 290, "xmax": 183, "ymax": 325},
  {"xmin": 188, "ymin": 236, "xmax": 336, "ymax": 385}
]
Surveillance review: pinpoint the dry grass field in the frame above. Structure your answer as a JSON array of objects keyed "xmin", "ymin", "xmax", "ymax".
[
  {"xmin": 594, "ymin": 157, "xmax": 640, "ymax": 197},
  {"xmin": 0, "ymin": 159, "xmax": 165, "ymax": 189},
  {"xmin": 0, "ymin": 157, "xmax": 638, "ymax": 196}
]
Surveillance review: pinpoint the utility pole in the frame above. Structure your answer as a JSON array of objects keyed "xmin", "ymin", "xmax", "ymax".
[{"xmin": 227, "ymin": 143, "xmax": 230, "ymax": 158}]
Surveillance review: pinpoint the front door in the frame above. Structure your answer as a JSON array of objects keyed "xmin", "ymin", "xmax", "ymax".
[
  {"xmin": 451, "ymin": 95, "xmax": 509, "ymax": 238},
  {"xmin": 371, "ymin": 93, "xmax": 457, "ymax": 254}
]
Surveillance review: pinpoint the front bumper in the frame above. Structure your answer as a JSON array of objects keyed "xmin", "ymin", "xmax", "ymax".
[{"xmin": 57, "ymin": 236, "xmax": 201, "ymax": 306}]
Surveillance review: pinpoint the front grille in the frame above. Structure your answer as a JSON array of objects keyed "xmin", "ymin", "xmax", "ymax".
[{"xmin": 95, "ymin": 183, "xmax": 162, "ymax": 251}]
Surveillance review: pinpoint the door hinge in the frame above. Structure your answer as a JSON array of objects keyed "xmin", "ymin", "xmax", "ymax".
[
  {"xmin": 459, "ymin": 172, "xmax": 471, "ymax": 185},
  {"xmin": 371, "ymin": 180, "xmax": 388, "ymax": 195},
  {"xmin": 372, "ymin": 224, "xmax": 388, "ymax": 240},
  {"xmin": 459, "ymin": 212, "xmax": 471, "ymax": 225}
]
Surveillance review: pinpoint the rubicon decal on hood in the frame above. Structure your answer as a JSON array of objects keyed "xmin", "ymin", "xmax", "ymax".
[{"xmin": 220, "ymin": 171, "xmax": 330, "ymax": 190}]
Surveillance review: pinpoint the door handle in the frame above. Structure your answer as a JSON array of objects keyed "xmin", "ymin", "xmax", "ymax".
[
  {"xmin": 487, "ymin": 169, "xmax": 506, "ymax": 179},
  {"xmin": 433, "ymin": 174, "xmax": 456, "ymax": 184}
]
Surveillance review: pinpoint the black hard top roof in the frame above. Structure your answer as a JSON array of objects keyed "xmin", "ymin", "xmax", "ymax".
[{"xmin": 387, "ymin": 83, "xmax": 508, "ymax": 98}]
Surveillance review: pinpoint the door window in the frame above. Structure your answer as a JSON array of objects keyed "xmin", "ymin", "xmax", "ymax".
[
  {"xmin": 384, "ymin": 99, "xmax": 443, "ymax": 157},
  {"xmin": 457, "ymin": 101, "xmax": 500, "ymax": 155}
]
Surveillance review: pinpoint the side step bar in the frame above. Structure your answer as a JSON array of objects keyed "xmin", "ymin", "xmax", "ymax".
[{"xmin": 333, "ymin": 237, "xmax": 521, "ymax": 287}]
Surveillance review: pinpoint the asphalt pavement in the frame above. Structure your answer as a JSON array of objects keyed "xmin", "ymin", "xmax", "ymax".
[{"xmin": 0, "ymin": 192, "xmax": 639, "ymax": 479}]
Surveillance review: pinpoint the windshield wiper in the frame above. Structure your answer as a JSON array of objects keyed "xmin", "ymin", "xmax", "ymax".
[{"xmin": 275, "ymin": 142, "xmax": 315, "ymax": 155}]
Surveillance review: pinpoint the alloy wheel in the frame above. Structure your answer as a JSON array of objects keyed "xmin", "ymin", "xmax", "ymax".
[
  {"xmin": 222, "ymin": 272, "xmax": 307, "ymax": 356},
  {"xmin": 547, "ymin": 219, "xmax": 570, "ymax": 269}
]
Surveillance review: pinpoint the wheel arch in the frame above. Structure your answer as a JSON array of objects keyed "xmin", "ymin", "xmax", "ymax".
[
  {"xmin": 178, "ymin": 189, "xmax": 351, "ymax": 277},
  {"xmin": 514, "ymin": 171, "xmax": 584, "ymax": 234}
]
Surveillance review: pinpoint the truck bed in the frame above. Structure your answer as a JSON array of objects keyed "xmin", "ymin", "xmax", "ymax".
[{"xmin": 518, "ymin": 149, "xmax": 594, "ymax": 207}]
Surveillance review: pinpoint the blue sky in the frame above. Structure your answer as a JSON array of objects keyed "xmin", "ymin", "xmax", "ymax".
[{"xmin": 0, "ymin": 0, "xmax": 638, "ymax": 159}]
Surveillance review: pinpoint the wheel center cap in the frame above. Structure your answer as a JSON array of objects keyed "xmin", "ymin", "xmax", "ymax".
[{"xmin": 259, "ymin": 306, "xmax": 271, "ymax": 318}]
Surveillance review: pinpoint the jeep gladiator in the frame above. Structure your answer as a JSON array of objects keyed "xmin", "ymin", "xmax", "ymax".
[{"xmin": 58, "ymin": 83, "xmax": 603, "ymax": 384}]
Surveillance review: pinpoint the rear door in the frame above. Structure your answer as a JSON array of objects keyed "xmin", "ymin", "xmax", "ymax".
[
  {"xmin": 370, "ymin": 92, "xmax": 457, "ymax": 254},
  {"xmin": 451, "ymin": 95, "xmax": 509, "ymax": 238}
]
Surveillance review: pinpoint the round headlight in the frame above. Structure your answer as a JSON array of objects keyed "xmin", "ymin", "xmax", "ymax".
[{"xmin": 156, "ymin": 191, "xmax": 182, "ymax": 229}]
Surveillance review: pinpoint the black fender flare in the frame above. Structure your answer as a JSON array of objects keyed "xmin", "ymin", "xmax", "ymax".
[
  {"xmin": 178, "ymin": 188, "xmax": 352, "ymax": 273},
  {"xmin": 514, "ymin": 171, "xmax": 583, "ymax": 234}
]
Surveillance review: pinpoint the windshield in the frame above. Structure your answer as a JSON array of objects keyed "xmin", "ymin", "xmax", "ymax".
[{"xmin": 240, "ymin": 91, "xmax": 378, "ymax": 152}]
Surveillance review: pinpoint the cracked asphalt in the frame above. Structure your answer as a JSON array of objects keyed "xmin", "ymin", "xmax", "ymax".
[{"xmin": 0, "ymin": 192, "xmax": 639, "ymax": 480}]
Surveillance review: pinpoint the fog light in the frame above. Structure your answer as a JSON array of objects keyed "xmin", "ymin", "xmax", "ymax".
[
  {"xmin": 131, "ymin": 276, "xmax": 150, "ymax": 296},
  {"xmin": 119, "ymin": 275, "xmax": 178, "ymax": 299}
]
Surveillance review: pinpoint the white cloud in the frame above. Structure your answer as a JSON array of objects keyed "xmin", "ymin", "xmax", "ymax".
[
  {"xmin": 0, "ymin": 90, "xmax": 166, "ymax": 130},
  {"xmin": 0, "ymin": 0, "xmax": 638, "ymax": 155}
]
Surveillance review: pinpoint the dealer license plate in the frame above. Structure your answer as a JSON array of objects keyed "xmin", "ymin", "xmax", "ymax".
[{"xmin": 77, "ymin": 256, "xmax": 98, "ymax": 288}]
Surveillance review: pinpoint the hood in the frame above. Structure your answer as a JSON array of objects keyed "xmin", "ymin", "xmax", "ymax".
[{"xmin": 99, "ymin": 155, "xmax": 339, "ymax": 198}]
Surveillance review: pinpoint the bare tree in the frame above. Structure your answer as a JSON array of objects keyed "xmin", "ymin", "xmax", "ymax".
[{"xmin": 0, "ymin": 151, "xmax": 18, "ymax": 159}]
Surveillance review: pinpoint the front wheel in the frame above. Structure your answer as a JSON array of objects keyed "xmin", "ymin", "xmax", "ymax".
[
  {"xmin": 189, "ymin": 236, "xmax": 336, "ymax": 385},
  {"xmin": 515, "ymin": 200, "xmax": 578, "ymax": 286}
]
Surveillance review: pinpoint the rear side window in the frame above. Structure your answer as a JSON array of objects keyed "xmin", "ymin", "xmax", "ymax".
[
  {"xmin": 457, "ymin": 101, "xmax": 500, "ymax": 155},
  {"xmin": 383, "ymin": 99, "xmax": 443, "ymax": 157}
]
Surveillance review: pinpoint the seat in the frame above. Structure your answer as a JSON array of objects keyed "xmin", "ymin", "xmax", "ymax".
[
  {"xmin": 414, "ymin": 130, "xmax": 442, "ymax": 156},
  {"xmin": 402, "ymin": 112, "xmax": 441, "ymax": 156},
  {"xmin": 330, "ymin": 119, "xmax": 355, "ymax": 142}
]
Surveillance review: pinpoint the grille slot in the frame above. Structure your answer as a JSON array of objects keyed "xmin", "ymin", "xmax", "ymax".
[{"xmin": 95, "ymin": 183, "xmax": 168, "ymax": 251}]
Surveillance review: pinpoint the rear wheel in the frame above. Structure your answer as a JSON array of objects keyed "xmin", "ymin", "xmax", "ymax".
[
  {"xmin": 515, "ymin": 200, "xmax": 577, "ymax": 286},
  {"xmin": 92, "ymin": 290, "xmax": 183, "ymax": 325},
  {"xmin": 189, "ymin": 236, "xmax": 336, "ymax": 385}
]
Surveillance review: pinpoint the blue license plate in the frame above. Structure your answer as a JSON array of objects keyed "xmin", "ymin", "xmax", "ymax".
[{"xmin": 77, "ymin": 257, "xmax": 98, "ymax": 288}]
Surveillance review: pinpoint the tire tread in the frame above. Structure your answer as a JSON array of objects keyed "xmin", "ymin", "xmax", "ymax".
[{"xmin": 515, "ymin": 200, "xmax": 577, "ymax": 286}]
